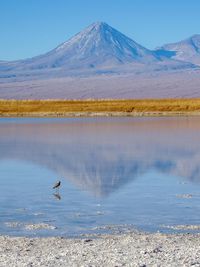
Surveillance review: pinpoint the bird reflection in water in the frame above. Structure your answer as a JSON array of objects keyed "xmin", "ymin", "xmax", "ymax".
[{"xmin": 53, "ymin": 192, "xmax": 61, "ymax": 200}]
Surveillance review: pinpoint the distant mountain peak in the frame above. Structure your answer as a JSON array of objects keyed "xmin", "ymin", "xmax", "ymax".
[
  {"xmin": 179, "ymin": 34, "xmax": 200, "ymax": 48},
  {"xmin": 187, "ymin": 34, "xmax": 200, "ymax": 51},
  {"xmin": 190, "ymin": 34, "xmax": 200, "ymax": 39},
  {"xmin": 156, "ymin": 34, "xmax": 200, "ymax": 65}
]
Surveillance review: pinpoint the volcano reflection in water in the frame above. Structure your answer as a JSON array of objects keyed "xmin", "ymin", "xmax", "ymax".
[{"xmin": 0, "ymin": 117, "xmax": 200, "ymax": 236}]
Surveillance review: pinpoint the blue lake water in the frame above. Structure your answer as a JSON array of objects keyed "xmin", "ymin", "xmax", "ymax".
[{"xmin": 0, "ymin": 117, "xmax": 200, "ymax": 237}]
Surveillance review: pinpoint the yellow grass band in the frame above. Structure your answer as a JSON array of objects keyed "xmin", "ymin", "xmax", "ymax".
[{"xmin": 1, "ymin": 99, "xmax": 200, "ymax": 117}]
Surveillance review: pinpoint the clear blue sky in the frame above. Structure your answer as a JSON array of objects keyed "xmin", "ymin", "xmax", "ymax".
[{"xmin": 1, "ymin": 0, "xmax": 200, "ymax": 60}]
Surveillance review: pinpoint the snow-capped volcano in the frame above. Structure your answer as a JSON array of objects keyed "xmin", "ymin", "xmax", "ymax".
[
  {"xmin": 53, "ymin": 21, "xmax": 159, "ymax": 65},
  {"xmin": 1, "ymin": 22, "xmax": 197, "ymax": 76},
  {"xmin": 1, "ymin": 22, "xmax": 200, "ymax": 100},
  {"xmin": 17, "ymin": 22, "xmax": 159, "ymax": 70},
  {"xmin": 156, "ymin": 34, "xmax": 200, "ymax": 66}
]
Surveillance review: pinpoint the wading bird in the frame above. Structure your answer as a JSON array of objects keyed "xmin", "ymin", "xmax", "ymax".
[{"xmin": 53, "ymin": 181, "xmax": 61, "ymax": 191}]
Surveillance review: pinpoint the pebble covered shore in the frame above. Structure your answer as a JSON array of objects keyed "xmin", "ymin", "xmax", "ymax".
[{"xmin": 1, "ymin": 231, "xmax": 200, "ymax": 267}]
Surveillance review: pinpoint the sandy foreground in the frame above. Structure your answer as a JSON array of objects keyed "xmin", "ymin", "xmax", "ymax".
[{"xmin": 0, "ymin": 232, "xmax": 200, "ymax": 267}]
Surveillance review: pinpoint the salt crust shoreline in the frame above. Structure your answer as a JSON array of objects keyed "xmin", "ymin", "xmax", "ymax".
[
  {"xmin": 1, "ymin": 231, "xmax": 200, "ymax": 267},
  {"xmin": 2, "ymin": 111, "xmax": 200, "ymax": 118}
]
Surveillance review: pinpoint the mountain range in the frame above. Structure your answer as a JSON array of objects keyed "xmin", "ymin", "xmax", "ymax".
[{"xmin": 0, "ymin": 22, "xmax": 200, "ymax": 99}]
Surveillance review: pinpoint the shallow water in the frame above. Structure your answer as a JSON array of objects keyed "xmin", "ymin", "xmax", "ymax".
[{"xmin": 1, "ymin": 117, "xmax": 200, "ymax": 236}]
